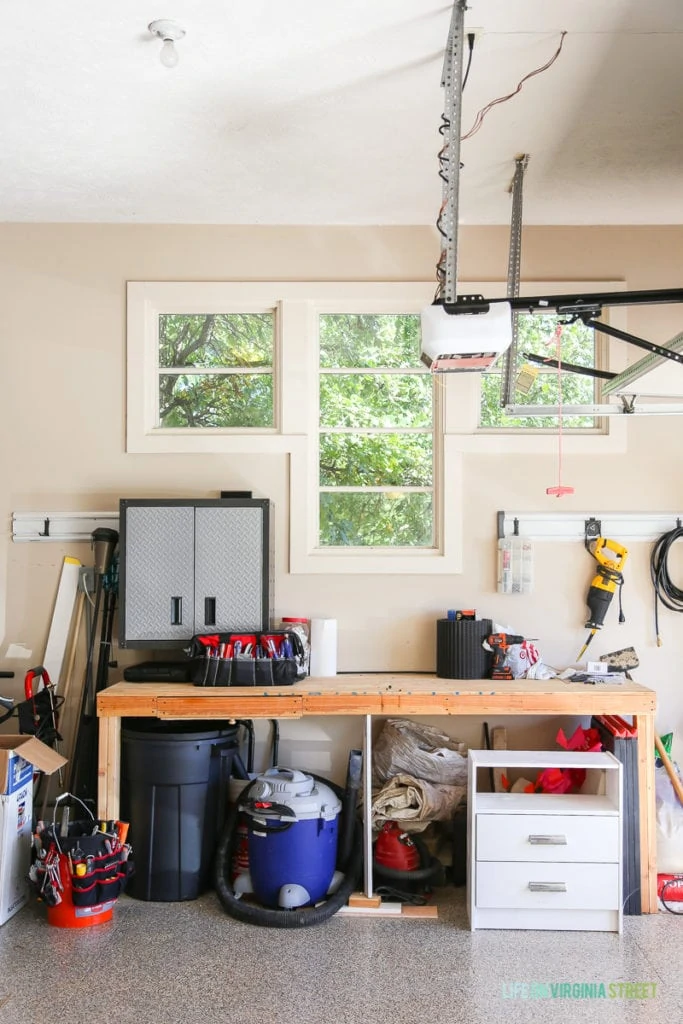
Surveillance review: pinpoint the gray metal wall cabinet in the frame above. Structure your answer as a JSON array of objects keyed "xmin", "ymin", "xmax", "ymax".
[{"xmin": 119, "ymin": 498, "xmax": 271, "ymax": 648}]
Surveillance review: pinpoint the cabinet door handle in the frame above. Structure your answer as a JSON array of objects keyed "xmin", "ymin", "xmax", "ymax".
[
  {"xmin": 528, "ymin": 834, "xmax": 567, "ymax": 845},
  {"xmin": 204, "ymin": 597, "xmax": 216, "ymax": 626},
  {"xmin": 170, "ymin": 597, "xmax": 182, "ymax": 625},
  {"xmin": 528, "ymin": 881, "xmax": 567, "ymax": 893}
]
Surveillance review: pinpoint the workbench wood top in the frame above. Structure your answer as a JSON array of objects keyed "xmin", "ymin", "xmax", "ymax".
[{"xmin": 97, "ymin": 675, "xmax": 656, "ymax": 719}]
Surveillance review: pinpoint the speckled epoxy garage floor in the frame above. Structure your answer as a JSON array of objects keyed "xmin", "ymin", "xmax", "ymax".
[{"xmin": 0, "ymin": 890, "xmax": 681, "ymax": 1023}]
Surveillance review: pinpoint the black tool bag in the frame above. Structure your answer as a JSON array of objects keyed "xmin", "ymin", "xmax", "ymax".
[
  {"xmin": 52, "ymin": 825, "xmax": 132, "ymax": 907},
  {"xmin": 188, "ymin": 630, "xmax": 307, "ymax": 687},
  {"xmin": 33, "ymin": 800, "xmax": 134, "ymax": 910}
]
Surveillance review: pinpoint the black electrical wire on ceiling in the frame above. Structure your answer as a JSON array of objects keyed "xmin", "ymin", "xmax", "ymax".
[
  {"xmin": 650, "ymin": 522, "xmax": 683, "ymax": 645},
  {"xmin": 461, "ymin": 30, "xmax": 567, "ymax": 141},
  {"xmin": 462, "ymin": 31, "xmax": 475, "ymax": 91},
  {"xmin": 434, "ymin": 29, "xmax": 566, "ymax": 296}
]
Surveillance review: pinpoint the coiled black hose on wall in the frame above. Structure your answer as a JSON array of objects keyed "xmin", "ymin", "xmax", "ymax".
[
  {"xmin": 213, "ymin": 774, "xmax": 362, "ymax": 928},
  {"xmin": 651, "ymin": 524, "xmax": 683, "ymax": 644}
]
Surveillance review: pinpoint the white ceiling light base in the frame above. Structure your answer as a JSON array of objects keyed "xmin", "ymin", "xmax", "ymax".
[
  {"xmin": 148, "ymin": 19, "xmax": 186, "ymax": 67},
  {"xmin": 148, "ymin": 20, "xmax": 186, "ymax": 42}
]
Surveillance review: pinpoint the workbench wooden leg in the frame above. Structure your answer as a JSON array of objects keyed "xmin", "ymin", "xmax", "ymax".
[
  {"xmin": 97, "ymin": 716, "xmax": 121, "ymax": 821},
  {"xmin": 635, "ymin": 712, "xmax": 657, "ymax": 913}
]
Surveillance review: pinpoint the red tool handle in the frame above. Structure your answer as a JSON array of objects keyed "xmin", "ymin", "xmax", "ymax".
[{"xmin": 24, "ymin": 665, "xmax": 52, "ymax": 701}]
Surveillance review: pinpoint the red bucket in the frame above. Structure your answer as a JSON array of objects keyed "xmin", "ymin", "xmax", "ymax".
[{"xmin": 45, "ymin": 856, "xmax": 115, "ymax": 929}]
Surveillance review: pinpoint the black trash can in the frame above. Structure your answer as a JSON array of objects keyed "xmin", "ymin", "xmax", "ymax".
[{"xmin": 121, "ymin": 719, "xmax": 239, "ymax": 901}]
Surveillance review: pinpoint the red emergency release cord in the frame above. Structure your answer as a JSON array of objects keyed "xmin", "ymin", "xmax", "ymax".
[{"xmin": 546, "ymin": 324, "xmax": 574, "ymax": 498}]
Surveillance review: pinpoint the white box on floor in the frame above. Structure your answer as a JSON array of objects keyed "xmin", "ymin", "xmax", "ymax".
[{"xmin": 0, "ymin": 736, "xmax": 66, "ymax": 925}]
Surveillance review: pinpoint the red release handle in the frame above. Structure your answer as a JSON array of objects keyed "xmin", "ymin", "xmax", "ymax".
[{"xmin": 24, "ymin": 665, "xmax": 52, "ymax": 701}]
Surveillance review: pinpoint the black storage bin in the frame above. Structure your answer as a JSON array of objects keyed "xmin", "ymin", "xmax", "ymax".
[
  {"xmin": 120, "ymin": 719, "xmax": 239, "ymax": 901},
  {"xmin": 436, "ymin": 618, "xmax": 493, "ymax": 679}
]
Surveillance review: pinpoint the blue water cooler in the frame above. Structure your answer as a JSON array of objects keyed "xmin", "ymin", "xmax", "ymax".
[{"xmin": 241, "ymin": 768, "xmax": 342, "ymax": 909}]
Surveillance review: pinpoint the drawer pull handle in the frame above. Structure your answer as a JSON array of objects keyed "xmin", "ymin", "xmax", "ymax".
[
  {"xmin": 528, "ymin": 834, "xmax": 567, "ymax": 845},
  {"xmin": 528, "ymin": 881, "xmax": 567, "ymax": 893}
]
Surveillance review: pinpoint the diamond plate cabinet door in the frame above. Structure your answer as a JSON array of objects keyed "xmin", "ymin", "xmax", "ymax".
[
  {"xmin": 121, "ymin": 504, "xmax": 195, "ymax": 644},
  {"xmin": 194, "ymin": 506, "xmax": 267, "ymax": 633}
]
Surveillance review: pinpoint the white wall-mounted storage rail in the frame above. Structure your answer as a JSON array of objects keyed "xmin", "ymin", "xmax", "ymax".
[
  {"xmin": 498, "ymin": 511, "xmax": 683, "ymax": 543},
  {"xmin": 12, "ymin": 512, "xmax": 119, "ymax": 543}
]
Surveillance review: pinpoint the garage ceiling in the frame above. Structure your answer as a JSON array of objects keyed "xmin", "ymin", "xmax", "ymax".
[{"xmin": 2, "ymin": 1, "xmax": 683, "ymax": 224}]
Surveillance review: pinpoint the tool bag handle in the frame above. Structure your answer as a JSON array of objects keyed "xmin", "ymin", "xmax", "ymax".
[{"xmin": 54, "ymin": 791, "xmax": 94, "ymax": 819}]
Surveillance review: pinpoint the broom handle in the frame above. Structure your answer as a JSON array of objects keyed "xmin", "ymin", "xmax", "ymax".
[{"xmin": 655, "ymin": 734, "xmax": 683, "ymax": 806}]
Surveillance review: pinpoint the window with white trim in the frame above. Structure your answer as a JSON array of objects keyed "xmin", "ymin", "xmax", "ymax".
[
  {"xmin": 127, "ymin": 280, "xmax": 626, "ymax": 569},
  {"xmin": 157, "ymin": 312, "xmax": 275, "ymax": 428},
  {"xmin": 317, "ymin": 313, "xmax": 435, "ymax": 548},
  {"xmin": 127, "ymin": 282, "xmax": 461, "ymax": 574}
]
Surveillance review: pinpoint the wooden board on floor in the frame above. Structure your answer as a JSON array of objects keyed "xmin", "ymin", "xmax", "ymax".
[
  {"xmin": 338, "ymin": 901, "xmax": 438, "ymax": 918},
  {"xmin": 348, "ymin": 892, "xmax": 382, "ymax": 909}
]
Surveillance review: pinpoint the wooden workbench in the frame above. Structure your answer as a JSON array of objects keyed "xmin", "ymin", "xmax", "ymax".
[{"xmin": 97, "ymin": 675, "xmax": 658, "ymax": 912}]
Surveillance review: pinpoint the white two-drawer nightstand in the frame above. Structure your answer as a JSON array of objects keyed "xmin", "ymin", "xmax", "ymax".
[{"xmin": 467, "ymin": 749, "xmax": 622, "ymax": 932}]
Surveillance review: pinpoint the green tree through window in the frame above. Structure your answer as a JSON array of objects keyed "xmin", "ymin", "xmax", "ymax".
[
  {"xmin": 318, "ymin": 314, "xmax": 434, "ymax": 547},
  {"xmin": 481, "ymin": 315, "xmax": 598, "ymax": 428},
  {"xmin": 157, "ymin": 313, "xmax": 274, "ymax": 428}
]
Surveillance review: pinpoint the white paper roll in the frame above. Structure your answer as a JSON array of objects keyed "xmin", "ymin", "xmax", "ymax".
[{"xmin": 310, "ymin": 618, "xmax": 337, "ymax": 677}]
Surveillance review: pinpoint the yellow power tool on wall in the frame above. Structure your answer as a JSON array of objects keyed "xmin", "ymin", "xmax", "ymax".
[{"xmin": 576, "ymin": 537, "xmax": 628, "ymax": 661}]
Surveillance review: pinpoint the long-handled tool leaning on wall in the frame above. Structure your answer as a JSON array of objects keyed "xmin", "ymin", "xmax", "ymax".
[{"xmin": 69, "ymin": 528, "xmax": 119, "ymax": 810}]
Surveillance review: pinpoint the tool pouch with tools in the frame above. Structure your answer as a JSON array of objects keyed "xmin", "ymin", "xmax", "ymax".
[
  {"xmin": 188, "ymin": 630, "xmax": 307, "ymax": 687},
  {"xmin": 64, "ymin": 831, "xmax": 132, "ymax": 907},
  {"xmin": 31, "ymin": 797, "xmax": 133, "ymax": 912}
]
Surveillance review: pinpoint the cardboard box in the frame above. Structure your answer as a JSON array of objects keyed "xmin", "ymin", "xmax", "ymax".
[{"xmin": 0, "ymin": 736, "xmax": 67, "ymax": 925}]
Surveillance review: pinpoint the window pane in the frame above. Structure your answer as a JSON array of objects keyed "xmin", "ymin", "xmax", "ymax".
[
  {"xmin": 481, "ymin": 372, "xmax": 595, "ymax": 428},
  {"xmin": 158, "ymin": 374, "xmax": 273, "ymax": 428},
  {"xmin": 320, "ymin": 374, "xmax": 432, "ymax": 428},
  {"xmin": 517, "ymin": 315, "xmax": 595, "ymax": 365},
  {"xmin": 319, "ymin": 433, "xmax": 432, "ymax": 486},
  {"xmin": 480, "ymin": 314, "xmax": 597, "ymax": 428},
  {"xmin": 319, "ymin": 314, "xmax": 422, "ymax": 368},
  {"xmin": 159, "ymin": 313, "xmax": 273, "ymax": 368},
  {"xmin": 320, "ymin": 492, "xmax": 433, "ymax": 547}
]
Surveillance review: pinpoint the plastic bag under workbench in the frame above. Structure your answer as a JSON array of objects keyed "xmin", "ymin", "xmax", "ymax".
[{"xmin": 373, "ymin": 718, "xmax": 468, "ymax": 786}]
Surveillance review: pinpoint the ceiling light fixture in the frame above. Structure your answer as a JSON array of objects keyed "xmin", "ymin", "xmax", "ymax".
[{"xmin": 148, "ymin": 19, "xmax": 186, "ymax": 68}]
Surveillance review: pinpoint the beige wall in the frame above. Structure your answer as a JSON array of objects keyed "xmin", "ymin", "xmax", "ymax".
[{"xmin": 1, "ymin": 224, "xmax": 682, "ymax": 770}]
